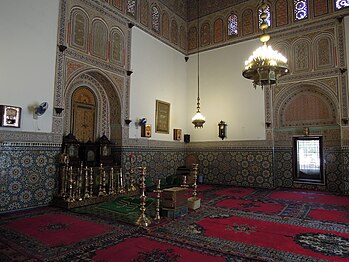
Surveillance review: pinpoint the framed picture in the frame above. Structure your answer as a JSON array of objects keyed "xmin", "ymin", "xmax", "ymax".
[
  {"xmin": 0, "ymin": 105, "xmax": 21, "ymax": 128},
  {"xmin": 155, "ymin": 100, "xmax": 170, "ymax": 134},
  {"xmin": 173, "ymin": 129, "xmax": 182, "ymax": 141}
]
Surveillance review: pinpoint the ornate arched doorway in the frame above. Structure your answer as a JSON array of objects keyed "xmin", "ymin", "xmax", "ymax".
[{"xmin": 71, "ymin": 87, "xmax": 97, "ymax": 143}]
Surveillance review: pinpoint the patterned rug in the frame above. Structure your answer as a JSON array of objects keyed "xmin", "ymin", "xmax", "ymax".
[{"xmin": 1, "ymin": 185, "xmax": 349, "ymax": 261}]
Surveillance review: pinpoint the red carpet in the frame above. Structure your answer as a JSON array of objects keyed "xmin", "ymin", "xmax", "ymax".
[
  {"xmin": 270, "ymin": 190, "xmax": 349, "ymax": 206},
  {"xmin": 6, "ymin": 213, "xmax": 112, "ymax": 247},
  {"xmin": 215, "ymin": 199, "xmax": 284, "ymax": 214},
  {"xmin": 93, "ymin": 236, "xmax": 225, "ymax": 261},
  {"xmin": 198, "ymin": 215, "xmax": 349, "ymax": 261},
  {"xmin": 215, "ymin": 187, "xmax": 256, "ymax": 197},
  {"xmin": 307, "ymin": 209, "xmax": 349, "ymax": 223},
  {"xmin": 1, "ymin": 186, "xmax": 349, "ymax": 261}
]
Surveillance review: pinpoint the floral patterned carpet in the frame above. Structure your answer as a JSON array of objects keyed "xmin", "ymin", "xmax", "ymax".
[{"xmin": 0, "ymin": 185, "xmax": 349, "ymax": 261}]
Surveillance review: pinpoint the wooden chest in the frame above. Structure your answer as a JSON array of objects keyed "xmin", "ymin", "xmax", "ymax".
[{"xmin": 162, "ymin": 187, "xmax": 188, "ymax": 208}]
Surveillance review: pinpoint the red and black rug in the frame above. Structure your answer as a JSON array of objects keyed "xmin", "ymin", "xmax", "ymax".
[{"xmin": 1, "ymin": 186, "xmax": 348, "ymax": 261}]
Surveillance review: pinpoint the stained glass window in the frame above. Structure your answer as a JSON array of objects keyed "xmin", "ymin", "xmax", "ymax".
[
  {"xmin": 228, "ymin": 14, "xmax": 238, "ymax": 36},
  {"xmin": 335, "ymin": 0, "xmax": 349, "ymax": 10},
  {"xmin": 151, "ymin": 5, "xmax": 160, "ymax": 33},
  {"xmin": 258, "ymin": 5, "xmax": 271, "ymax": 28},
  {"xmin": 294, "ymin": 0, "xmax": 308, "ymax": 20},
  {"xmin": 127, "ymin": 0, "xmax": 136, "ymax": 16}
]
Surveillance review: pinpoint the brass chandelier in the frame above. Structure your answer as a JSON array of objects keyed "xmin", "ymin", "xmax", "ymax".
[
  {"xmin": 192, "ymin": 0, "xmax": 206, "ymax": 128},
  {"xmin": 242, "ymin": 1, "xmax": 289, "ymax": 88}
]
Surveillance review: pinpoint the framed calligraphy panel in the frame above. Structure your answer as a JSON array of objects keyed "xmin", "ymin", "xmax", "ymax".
[{"xmin": 155, "ymin": 100, "xmax": 170, "ymax": 133}]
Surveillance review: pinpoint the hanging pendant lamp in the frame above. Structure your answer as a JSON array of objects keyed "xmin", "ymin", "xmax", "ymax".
[{"xmin": 192, "ymin": 0, "xmax": 205, "ymax": 128}]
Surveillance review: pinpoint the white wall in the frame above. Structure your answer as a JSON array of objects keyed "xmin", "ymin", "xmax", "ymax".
[
  {"xmin": 187, "ymin": 39, "xmax": 266, "ymax": 141},
  {"xmin": 130, "ymin": 28, "xmax": 266, "ymax": 142},
  {"xmin": 0, "ymin": 0, "xmax": 59, "ymax": 133},
  {"xmin": 129, "ymin": 27, "xmax": 188, "ymax": 141}
]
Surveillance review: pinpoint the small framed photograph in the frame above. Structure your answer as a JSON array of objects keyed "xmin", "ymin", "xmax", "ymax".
[
  {"xmin": 155, "ymin": 100, "xmax": 170, "ymax": 134},
  {"xmin": 0, "ymin": 105, "xmax": 21, "ymax": 128}
]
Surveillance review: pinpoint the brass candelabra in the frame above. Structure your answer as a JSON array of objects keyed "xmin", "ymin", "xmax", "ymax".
[
  {"xmin": 153, "ymin": 179, "xmax": 162, "ymax": 222},
  {"xmin": 135, "ymin": 167, "xmax": 151, "ymax": 227}
]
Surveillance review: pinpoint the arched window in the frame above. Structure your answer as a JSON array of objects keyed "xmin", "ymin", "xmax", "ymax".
[
  {"xmin": 151, "ymin": 5, "xmax": 160, "ymax": 33},
  {"xmin": 126, "ymin": 0, "xmax": 137, "ymax": 18},
  {"xmin": 294, "ymin": 0, "xmax": 308, "ymax": 20},
  {"xmin": 259, "ymin": 4, "xmax": 271, "ymax": 28},
  {"xmin": 335, "ymin": 0, "xmax": 349, "ymax": 10},
  {"xmin": 228, "ymin": 14, "xmax": 238, "ymax": 36}
]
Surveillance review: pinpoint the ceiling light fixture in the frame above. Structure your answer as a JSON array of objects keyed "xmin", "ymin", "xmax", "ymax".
[
  {"xmin": 242, "ymin": 1, "xmax": 289, "ymax": 89},
  {"xmin": 192, "ymin": 0, "xmax": 206, "ymax": 128}
]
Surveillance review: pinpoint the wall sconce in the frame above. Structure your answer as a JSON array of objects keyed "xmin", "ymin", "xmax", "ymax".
[
  {"xmin": 58, "ymin": 45, "xmax": 67, "ymax": 53},
  {"xmin": 127, "ymin": 70, "xmax": 133, "ymax": 76},
  {"xmin": 218, "ymin": 120, "xmax": 227, "ymax": 140},
  {"xmin": 125, "ymin": 119, "xmax": 132, "ymax": 126},
  {"xmin": 54, "ymin": 107, "xmax": 64, "ymax": 115},
  {"xmin": 342, "ymin": 118, "xmax": 348, "ymax": 125}
]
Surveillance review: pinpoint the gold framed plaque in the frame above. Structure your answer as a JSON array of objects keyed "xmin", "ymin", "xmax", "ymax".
[{"xmin": 155, "ymin": 100, "xmax": 170, "ymax": 134}]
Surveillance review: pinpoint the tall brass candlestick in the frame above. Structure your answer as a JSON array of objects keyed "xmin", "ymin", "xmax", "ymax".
[
  {"xmin": 153, "ymin": 178, "xmax": 162, "ymax": 222},
  {"xmin": 135, "ymin": 167, "xmax": 151, "ymax": 227},
  {"xmin": 98, "ymin": 164, "xmax": 104, "ymax": 197},
  {"xmin": 89, "ymin": 167, "xmax": 94, "ymax": 197},
  {"xmin": 60, "ymin": 165, "xmax": 67, "ymax": 197},
  {"xmin": 118, "ymin": 168, "xmax": 125, "ymax": 193},
  {"xmin": 84, "ymin": 166, "xmax": 90, "ymax": 199},
  {"xmin": 109, "ymin": 167, "xmax": 116, "ymax": 195},
  {"xmin": 192, "ymin": 164, "xmax": 199, "ymax": 199},
  {"xmin": 67, "ymin": 166, "xmax": 75, "ymax": 202}
]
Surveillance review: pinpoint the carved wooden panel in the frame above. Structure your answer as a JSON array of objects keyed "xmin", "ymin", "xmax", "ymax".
[
  {"xmin": 140, "ymin": 0, "xmax": 149, "ymax": 26},
  {"xmin": 171, "ymin": 19, "xmax": 179, "ymax": 45},
  {"xmin": 70, "ymin": 9, "xmax": 89, "ymax": 52},
  {"xmin": 313, "ymin": 0, "xmax": 329, "ymax": 17},
  {"xmin": 293, "ymin": 39, "xmax": 311, "ymax": 72},
  {"xmin": 214, "ymin": 18, "xmax": 224, "ymax": 43},
  {"xmin": 201, "ymin": 22, "xmax": 210, "ymax": 46},
  {"xmin": 92, "ymin": 20, "xmax": 108, "ymax": 60},
  {"xmin": 242, "ymin": 9, "xmax": 253, "ymax": 36},
  {"xmin": 188, "ymin": 26, "xmax": 197, "ymax": 50},
  {"xmin": 275, "ymin": 0, "xmax": 288, "ymax": 27},
  {"xmin": 110, "ymin": 28, "xmax": 124, "ymax": 65},
  {"xmin": 180, "ymin": 26, "xmax": 186, "ymax": 50},
  {"xmin": 162, "ymin": 12, "xmax": 169, "ymax": 39},
  {"xmin": 72, "ymin": 87, "xmax": 96, "ymax": 143}
]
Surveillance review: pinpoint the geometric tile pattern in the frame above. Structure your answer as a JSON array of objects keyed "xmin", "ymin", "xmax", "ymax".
[
  {"xmin": 0, "ymin": 143, "xmax": 61, "ymax": 212},
  {"xmin": 187, "ymin": 148, "xmax": 274, "ymax": 189}
]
